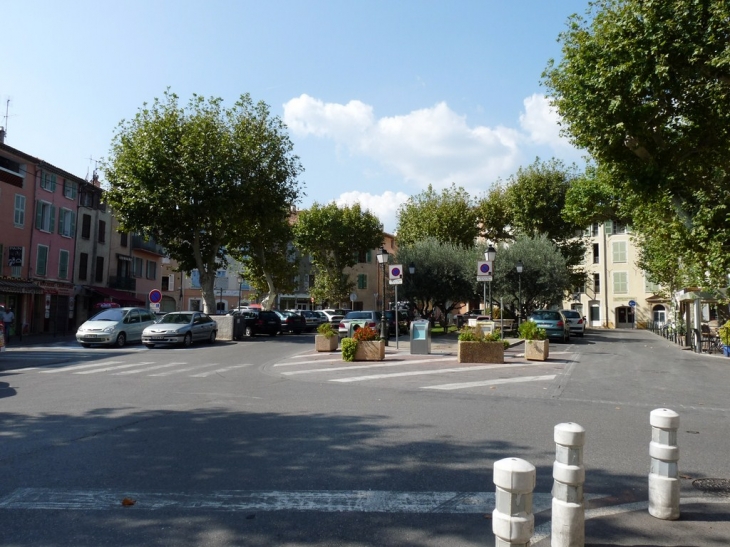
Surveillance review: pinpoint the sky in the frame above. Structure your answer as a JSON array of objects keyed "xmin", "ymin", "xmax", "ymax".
[{"xmin": 2, "ymin": 0, "xmax": 589, "ymax": 233}]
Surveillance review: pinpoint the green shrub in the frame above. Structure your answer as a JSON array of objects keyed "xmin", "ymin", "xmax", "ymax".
[
  {"xmin": 519, "ymin": 320, "xmax": 546, "ymax": 340},
  {"xmin": 341, "ymin": 338, "xmax": 358, "ymax": 361},
  {"xmin": 317, "ymin": 322, "xmax": 336, "ymax": 338},
  {"xmin": 458, "ymin": 326, "xmax": 503, "ymax": 343},
  {"xmin": 719, "ymin": 321, "xmax": 730, "ymax": 346}
]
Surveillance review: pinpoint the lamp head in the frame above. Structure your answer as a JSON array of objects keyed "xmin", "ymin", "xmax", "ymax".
[
  {"xmin": 516, "ymin": 260, "xmax": 524, "ymax": 274},
  {"xmin": 485, "ymin": 245, "xmax": 496, "ymax": 262},
  {"xmin": 408, "ymin": 262, "xmax": 415, "ymax": 274}
]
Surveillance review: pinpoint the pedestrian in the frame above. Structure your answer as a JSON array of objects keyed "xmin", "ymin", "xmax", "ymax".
[{"xmin": 2, "ymin": 307, "xmax": 15, "ymax": 346}]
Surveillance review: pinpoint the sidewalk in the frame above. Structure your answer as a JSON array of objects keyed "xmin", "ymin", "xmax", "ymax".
[{"xmin": 1, "ymin": 331, "xmax": 77, "ymax": 349}]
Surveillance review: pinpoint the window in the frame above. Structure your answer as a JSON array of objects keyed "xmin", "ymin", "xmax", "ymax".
[
  {"xmin": 146, "ymin": 260, "xmax": 157, "ymax": 280},
  {"xmin": 14, "ymin": 195, "xmax": 25, "ymax": 227},
  {"xmin": 190, "ymin": 299, "xmax": 201, "ymax": 311},
  {"xmin": 592, "ymin": 243, "xmax": 600, "ymax": 264},
  {"xmin": 35, "ymin": 201, "xmax": 55, "ymax": 233},
  {"xmin": 58, "ymin": 208, "xmax": 75, "ymax": 238},
  {"xmin": 645, "ymin": 278, "xmax": 660, "ymax": 293},
  {"xmin": 79, "ymin": 253, "xmax": 89, "ymax": 281},
  {"xmin": 604, "ymin": 220, "xmax": 613, "ymax": 235},
  {"xmin": 308, "ymin": 273, "xmax": 315, "ymax": 288},
  {"xmin": 191, "ymin": 270, "xmax": 201, "ymax": 288},
  {"xmin": 161, "ymin": 276, "xmax": 170, "ymax": 291},
  {"xmin": 95, "ymin": 257, "xmax": 105, "ymax": 283},
  {"xmin": 612, "ymin": 241, "xmax": 627, "ymax": 263},
  {"xmin": 593, "ymin": 273, "xmax": 600, "ymax": 294},
  {"xmin": 357, "ymin": 250, "xmax": 372, "ymax": 263},
  {"xmin": 81, "ymin": 214, "xmax": 91, "ymax": 239},
  {"xmin": 583, "ymin": 223, "xmax": 599, "ymax": 237},
  {"xmin": 41, "ymin": 171, "xmax": 57, "ymax": 192},
  {"xmin": 63, "ymin": 179, "xmax": 77, "ymax": 200},
  {"xmin": 36, "ymin": 245, "xmax": 49, "ymax": 276},
  {"xmin": 613, "ymin": 221, "xmax": 628, "ymax": 234},
  {"xmin": 357, "ymin": 274, "xmax": 368, "ymax": 289},
  {"xmin": 80, "ymin": 191, "xmax": 93, "ymax": 207},
  {"xmin": 613, "ymin": 272, "xmax": 628, "ymax": 294},
  {"xmin": 98, "ymin": 220, "xmax": 106, "ymax": 243},
  {"xmin": 133, "ymin": 257, "xmax": 144, "ymax": 277},
  {"xmin": 120, "ymin": 232, "xmax": 128, "ymax": 247},
  {"xmin": 58, "ymin": 250, "xmax": 69, "ymax": 280}
]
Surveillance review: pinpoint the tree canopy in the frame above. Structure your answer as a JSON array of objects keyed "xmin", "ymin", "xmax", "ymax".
[
  {"xmin": 543, "ymin": 0, "xmax": 730, "ymax": 290},
  {"xmin": 396, "ymin": 183, "xmax": 479, "ymax": 248},
  {"xmin": 103, "ymin": 91, "xmax": 303, "ymax": 313},
  {"xmin": 293, "ymin": 202, "xmax": 383, "ymax": 306}
]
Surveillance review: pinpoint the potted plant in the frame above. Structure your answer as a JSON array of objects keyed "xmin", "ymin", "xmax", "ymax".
[
  {"xmin": 315, "ymin": 322, "xmax": 339, "ymax": 352},
  {"xmin": 457, "ymin": 326, "xmax": 508, "ymax": 364},
  {"xmin": 519, "ymin": 320, "xmax": 548, "ymax": 361},
  {"xmin": 342, "ymin": 325, "xmax": 385, "ymax": 361},
  {"xmin": 718, "ymin": 321, "xmax": 730, "ymax": 357}
]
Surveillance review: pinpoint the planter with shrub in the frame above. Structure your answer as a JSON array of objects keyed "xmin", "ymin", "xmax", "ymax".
[
  {"xmin": 457, "ymin": 326, "xmax": 508, "ymax": 364},
  {"xmin": 342, "ymin": 325, "xmax": 385, "ymax": 361},
  {"xmin": 315, "ymin": 322, "xmax": 339, "ymax": 352},
  {"xmin": 718, "ymin": 321, "xmax": 730, "ymax": 357},
  {"xmin": 519, "ymin": 320, "xmax": 549, "ymax": 361}
]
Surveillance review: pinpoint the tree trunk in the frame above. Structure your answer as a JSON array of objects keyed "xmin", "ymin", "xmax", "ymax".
[
  {"xmin": 262, "ymin": 269, "xmax": 277, "ymax": 311},
  {"xmin": 200, "ymin": 274, "xmax": 217, "ymax": 314}
]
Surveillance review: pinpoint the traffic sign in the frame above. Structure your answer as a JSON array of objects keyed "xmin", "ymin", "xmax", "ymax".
[
  {"xmin": 389, "ymin": 264, "xmax": 403, "ymax": 285},
  {"xmin": 628, "ymin": 300, "xmax": 636, "ymax": 307},
  {"xmin": 477, "ymin": 261, "xmax": 493, "ymax": 281},
  {"xmin": 149, "ymin": 289, "xmax": 162, "ymax": 304}
]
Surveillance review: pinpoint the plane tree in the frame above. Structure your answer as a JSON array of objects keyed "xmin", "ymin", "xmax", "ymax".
[{"xmin": 103, "ymin": 91, "xmax": 303, "ymax": 313}]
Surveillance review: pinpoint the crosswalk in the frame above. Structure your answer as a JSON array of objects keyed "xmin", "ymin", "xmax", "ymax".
[
  {"xmin": 269, "ymin": 350, "xmax": 572, "ymax": 393},
  {"xmin": 27, "ymin": 360, "xmax": 254, "ymax": 378}
]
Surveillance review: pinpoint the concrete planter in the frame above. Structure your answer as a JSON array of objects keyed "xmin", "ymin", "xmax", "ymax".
[
  {"xmin": 457, "ymin": 340, "xmax": 504, "ymax": 364},
  {"xmin": 524, "ymin": 339, "xmax": 549, "ymax": 361},
  {"xmin": 315, "ymin": 334, "xmax": 339, "ymax": 352},
  {"xmin": 352, "ymin": 339, "xmax": 385, "ymax": 361}
]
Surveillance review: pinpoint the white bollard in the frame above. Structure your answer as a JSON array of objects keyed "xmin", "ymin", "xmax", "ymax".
[
  {"xmin": 492, "ymin": 457, "xmax": 536, "ymax": 547},
  {"xmin": 649, "ymin": 408, "xmax": 680, "ymax": 520},
  {"xmin": 552, "ymin": 422, "xmax": 585, "ymax": 547}
]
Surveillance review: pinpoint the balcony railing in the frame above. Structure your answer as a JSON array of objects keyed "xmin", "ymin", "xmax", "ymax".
[
  {"xmin": 131, "ymin": 235, "xmax": 165, "ymax": 256},
  {"xmin": 108, "ymin": 276, "xmax": 136, "ymax": 291}
]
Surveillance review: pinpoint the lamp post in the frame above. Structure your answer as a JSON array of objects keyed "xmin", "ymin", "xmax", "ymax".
[
  {"xmin": 178, "ymin": 271, "xmax": 184, "ymax": 311},
  {"xmin": 485, "ymin": 245, "xmax": 496, "ymax": 318},
  {"xmin": 376, "ymin": 247, "xmax": 389, "ymax": 345},
  {"xmin": 238, "ymin": 275, "xmax": 243, "ymax": 310},
  {"xmin": 516, "ymin": 260, "xmax": 523, "ymax": 326}
]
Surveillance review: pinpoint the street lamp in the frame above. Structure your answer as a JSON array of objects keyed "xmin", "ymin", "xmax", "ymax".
[
  {"xmin": 376, "ymin": 247, "xmax": 389, "ymax": 345},
  {"xmin": 485, "ymin": 245, "xmax": 496, "ymax": 318},
  {"xmin": 238, "ymin": 274, "xmax": 244, "ymax": 310},
  {"xmin": 516, "ymin": 260, "xmax": 524, "ymax": 326}
]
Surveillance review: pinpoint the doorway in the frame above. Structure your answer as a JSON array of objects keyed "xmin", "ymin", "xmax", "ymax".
[
  {"xmin": 652, "ymin": 305, "xmax": 666, "ymax": 326},
  {"xmin": 616, "ymin": 306, "xmax": 635, "ymax": 328}
]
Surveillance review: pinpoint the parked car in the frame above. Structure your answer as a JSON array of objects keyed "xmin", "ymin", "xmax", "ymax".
[
  {"xmin": 76, "ymin": 307, "xmax": 157, "ymax": 348},
  {"xmin": 385, "ymin": 310, "xmax": 411, "ymax": 336},
  {"xmin": 286, "ymin": 309, "xmax": 320, "ymax": 332},
  {"xmin": 275, "ymin": 310, "xmax": 306, "ymax": 334},
  {"xmin": 321, "ymin": 309, "xmax": 345, "ymax": 328},
  {"xmin": 234, "ymin": 309, "xmax": 281, "ymax": 338},
  {"xmin": 526, "ymin": 310, "xmax": 571, "ymax": 342},
  {"xmin": 560, "ymin": 309, "xmax": 585, "ymax": 337},
  {"xmin": 312, "ymin": 310, "xmax": 330, "ymax": 328},
  {"xmin": 142, "ymin": 311, "xmax": 218, "ymax": 348},
  {"xmin": 338, "ymin": 310, "xmax": 382, "ymax": 338}
]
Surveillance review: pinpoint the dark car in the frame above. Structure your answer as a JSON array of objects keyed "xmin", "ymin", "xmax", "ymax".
[
  {"xmin": 385, "ymin": 310, "xmax": 410, "ymax": 337},
  {"xmin": 275, "ymin": 311, "xmax": 306, "ymax": 334},
  {"xmin": 527, "ymin": 310, "xmax": 571, "ymax": 342},
  {"xmin": 235, "ymin": 310, "xmax": 281, "ymax": 338},
  {"xmin": 288, "ymin": 309, "xmax": 320, "ymax": 332}
]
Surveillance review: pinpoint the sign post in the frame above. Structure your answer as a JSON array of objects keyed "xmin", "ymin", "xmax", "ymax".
[
  {"xmin": 389, "ymin": 265, "xmax": 403, "ymax": 348},
  {"xmin": 149, "ymin": 289, "xmax": 162, "ymax": 314},
  {"xmin": 477, "ymin": 261, "xmax": 493, "ymax": 316}
]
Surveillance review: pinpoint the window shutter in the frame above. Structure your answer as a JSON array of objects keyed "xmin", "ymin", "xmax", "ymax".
[
  {"xmin": 58, "ymin": 208, "xmax": 64, "ymax": 234},
  {"xmin": 51, "ymin": 174, "xmax": 57, "ymax": 192},
  {"xmin": 604, "ymin": 220, "xmax": 613, "ymax": 235},
  {"xmin": 49, "ymin": 206, "xmax": 56, "ymax": 234},
  {"xmin": 366, "ymin": 250, "xmax": 372, "ymax": 263},
  {"xmin": 70, "ymin": 211, "xmax": 76, "ymax": 236},
  {"xmin": 168, "ymin": 274, "xmax": 175, "ymax": 291},
  {"xmin": 35, "ymin": 200, "xmax": 42, "ymax": 229}
]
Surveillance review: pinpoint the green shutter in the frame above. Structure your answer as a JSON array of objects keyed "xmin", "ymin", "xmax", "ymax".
[
  {"xmin": 59, "ymin": 251, "xmax": 69, "ymax": 279},
  {"xmin": 37, "ymin": 246, "xmax": 47, "ymax": 276},
  {"xmin": 50, "ymin": 174, "xmax": 57, "ymax": 192},
  {"xmin": 604, "ymin": 220, "xmax": 613, "ymax": 235},
  {"xmin": 70, "ymin": 211, "xmax": 76, "ymax": 237},
  {"xmin": 35, "ymin": 200, "xmax": 42, "ymax": 229},
  {"xmin": 49, "ymin": 206, "xmax": 56, "ymax": 234},
  {"xmin": 366, "ymin": 250, "xmax": 372, "ymax": 263},
  {"xmin": 58, "ymin": 209, "xmax": 64, "ymax": 234}
]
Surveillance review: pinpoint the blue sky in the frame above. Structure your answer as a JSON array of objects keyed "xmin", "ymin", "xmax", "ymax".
[{"xmin": 2, "ymin": 0, "xmax": 589, "ymax": 233}]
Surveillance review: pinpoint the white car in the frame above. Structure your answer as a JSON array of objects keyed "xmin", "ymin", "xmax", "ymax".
[
  {"xmin": 142, "ymin": 311, "xmax": 217, "ymax": 348},
  {"xmin": 76, "ymin": 307, "xmax": 157, "ymax": 348},
  {"xmin": 560, "ymin": 309, "xmax": 585, "ymax": 337}
]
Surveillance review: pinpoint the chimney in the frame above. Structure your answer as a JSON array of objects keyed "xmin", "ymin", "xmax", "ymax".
[{"xmin": 0, "ymin": 127, "xmax": 5, "ymax": 144}]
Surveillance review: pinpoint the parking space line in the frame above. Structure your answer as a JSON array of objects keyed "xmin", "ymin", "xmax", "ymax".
[
  {"xmin": 74, "ymin": 362, "xmax": 155, "ymax": 374},
  {"xmin": 149, "ymin": 363, "xmax": 222, "ymax": 376},
  {"xmin": 113, "ymin": 362, "xmax": 188, "ymax": 375},
  {"xmin": 331, "ymin": 362, "xmax": 550, "ymax": 383},
  {"xmin": 39, "ymin": 361, "xmax": 124, "ymax": 373},
  {"xmin": 282, "ymin": 357, "xmax": 457, "ymax": 376},
  {"xmin": 189, "ymin": 364, "xmax": 251, "ymax": 377},
  {"xmin": 423, "ymin": 375, "xmax": 557, "ymax": 390}
]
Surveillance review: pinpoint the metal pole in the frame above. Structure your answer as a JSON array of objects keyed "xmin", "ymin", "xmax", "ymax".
[
  {"xmin": 483, "ymin": 281, "xmax": 487, "ymax": 315},
  {"xmin": 518, "ymin": 274, "xmax": 522, "ymax": 327},
  {"xmin": 380, "ymin": 262, "xmax": 388, "ymax": 345},
  {"xmin": 489, "ymin": 280, "xmax": 492, "ymax": 319},
  {"xmin": 395, "ymin": 284, "xmax": 399, "ymax": 350}
]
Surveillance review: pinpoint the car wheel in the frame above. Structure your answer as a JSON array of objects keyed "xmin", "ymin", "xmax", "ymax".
[
  {"xmin": 245, "ymin": 326, "xmax": 254, "ymax": 337},
  {"xmin": 208, "ymin": 331, "xmax": 216, "ymax": 344},
  {"xmin": 80, "ymin": 343, "xmax": 91, "ymax": 348},
  {"xmin": 294, "ymin": 330, "xmax": 302, "ymax": 335},
  {"xmin": 144, "ymin": 343, "xmax": 155, "ymax": 349},
  {"xmin": 115, "ymin": 333, "xmax": 126, "ymax": 348},
  {"xmin": 183, "ymin": 333, "xmax": 193, "ymax": 347}
]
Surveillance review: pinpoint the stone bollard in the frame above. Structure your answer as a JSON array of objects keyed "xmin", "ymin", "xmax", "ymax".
[
  {"xmin": 493, "ymin": 457, "xmax": 536, "ymax": 547},
  {"xmin": 552, "ymin": 422, "xmax": 585, "ymax": 547},
  {"xmin": 649, "ymin": 408, "xmax": 680, "ymax": 520}
]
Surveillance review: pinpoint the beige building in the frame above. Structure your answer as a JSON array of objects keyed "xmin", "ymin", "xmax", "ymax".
[{"xmin": 563, "ymin": 221, "xmax": 668, "ymax": 329}]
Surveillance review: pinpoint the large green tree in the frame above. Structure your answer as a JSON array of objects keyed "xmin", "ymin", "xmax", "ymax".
[
  {"xmin": 293, "ymin": 202, "xmax": 383, "ymax": 306},
  {"xmin": 543, "ymin": 0, "xmax": 730, "ymax": 289},
  {"xmin": 396, "ymin": 183, "xmax": 479, "ymax": 248},
  {"xmin": 103, "ymin": 91, "xmax": 303, "ymax": 313}
]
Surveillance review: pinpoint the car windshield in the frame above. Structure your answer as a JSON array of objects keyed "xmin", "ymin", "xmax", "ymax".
[
  {"xmin": 161, "ymin": 313, "xmax": 193, "ymax": 324},
  {"xmin": 531, "ymin": 311, "xmax": 561, "ymax": 321},
  {"xmin": 90, "ymin": 309, "xmax": 126, "ymax": 322},
  {"xmin": 561, "ymin": 310, "xmax": 581, "ymax": 318}
]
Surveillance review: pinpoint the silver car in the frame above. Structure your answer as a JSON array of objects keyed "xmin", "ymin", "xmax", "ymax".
[
  {"xmin": 142, "ymin": 311, "xmax": 218, "ymax": 348},
  {"xmin": 76, "ymin": 307, "xmax": 157, "ymax": 348}
]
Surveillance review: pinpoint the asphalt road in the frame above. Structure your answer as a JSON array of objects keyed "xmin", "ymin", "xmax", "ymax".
[{"xmin": 1, "ymin": 329, "xmax": 728, "ymax": 546}]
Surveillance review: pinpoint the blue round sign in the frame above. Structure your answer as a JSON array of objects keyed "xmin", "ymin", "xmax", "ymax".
[
  {"xmin": 628, "ymin": 300, "xmax": 636, "ymax": 307},
  {"xmin": 479, "ymin": 263, "xmax": 491, "ymax": 273},
  {"xmin": 391, "ymin": 267, "xmax": 401, "ymax": 277},
  {"xmin": 149, "ymin": 289, "xmax": 162, "ymax": 304}
]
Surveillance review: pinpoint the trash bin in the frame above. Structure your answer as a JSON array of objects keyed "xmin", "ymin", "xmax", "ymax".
[
  {"xmin": 233, "ymin": 315, "xmax": 246, "ymax": 340},
  {"xmin": 410, "ymin": 320, "xmax": 431, "ymax": 354}
]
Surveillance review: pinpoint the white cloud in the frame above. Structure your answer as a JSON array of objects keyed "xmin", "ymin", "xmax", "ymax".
[
  {"xmin": 519, "ymin": 94, "xmax": 571, "ymax": 149},
  {"xmin": 334, "ymin": 190, "xmax": 409, "ymax": 234}
]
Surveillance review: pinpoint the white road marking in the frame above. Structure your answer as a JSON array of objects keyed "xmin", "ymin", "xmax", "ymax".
[
  {"xmin": 423, "ymin": 375, "xmax": 557, "ymax": 391},
  {"xmin": 113, "ymin": 362, "xmax": 188, "ymax": 375},
  {"xmin": 148, "ymin": 363, "xmax": 223, "ymax": 377},
  {"xmin": 188, "ymin": 364, "xmax": 251, "ymax": 377},
  {"xmin": 277, "ymin": 356, "xmax": 455, "ymax": 368},
  {"xmin": 74, "ymin": 362, "xmax": 155, "ymax": 374},
  {"xmin": 331, "ymin": 362, "xmax": 551, "ymax": 383},
  {"xmin": 275, "ymin": 357, "xmax": 344, "ymax": 367},
  {"xmin": 281, "ymin": 358, "xmax": 458, "ymax": 376},
  {"xmin": 39, "ymin": 361, "xmax": 124, "ymax": 373}
]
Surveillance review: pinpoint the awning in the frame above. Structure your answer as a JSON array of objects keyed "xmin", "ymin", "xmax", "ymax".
[
  {"xmin": 90, "ymin": 286, "xmax": 145, "ymax": 307},
  {"xmin": 0, "ymin": 278, "xmax": 43, "ymax": 294}
]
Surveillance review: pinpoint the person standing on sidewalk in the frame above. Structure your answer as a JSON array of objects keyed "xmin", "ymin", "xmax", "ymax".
[{"xmin": 2, "ymin": 307, "xmax": 15, "ymax": 346}]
